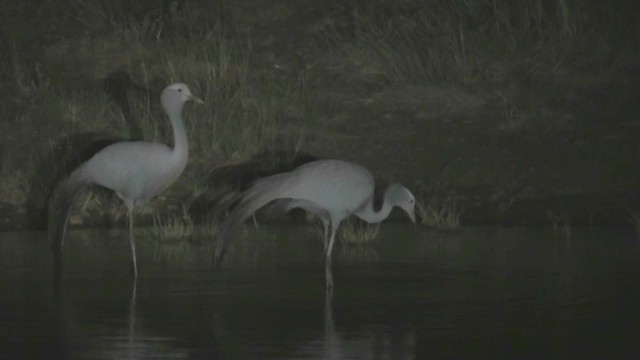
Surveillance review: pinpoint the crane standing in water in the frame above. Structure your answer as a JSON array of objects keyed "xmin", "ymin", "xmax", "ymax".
[
  {"xmin": 213, "ymin": 159, "xmax": 416, "ymax": 288},
  {"xmin": 48, "ymin": 83, "xmax": 203, "ymax": 278}
]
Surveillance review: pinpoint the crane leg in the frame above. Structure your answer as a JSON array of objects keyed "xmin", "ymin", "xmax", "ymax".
[
  {"xmin": 127, "ymin": 203, "xmax": 138, "ymax": 279},
  {"xmin": 324, "ymin": 224, "xmax": 337, "ymax": 289}
]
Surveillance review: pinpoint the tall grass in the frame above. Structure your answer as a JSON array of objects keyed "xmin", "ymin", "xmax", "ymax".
[
  {"xmin": 338, "ymin": 220, "xmax": 381, "ymax": 246},
  {"xmin": 0, "ymin": 165, "xmax": 29, "ymax": 206},
  {"xmin": 416, "ymin": 196, "xmax": 463, "ymax": 230},
  {"xmin": 148, "ymin": 205, "xmax": 218, "ymax": 242},
  {"xmin": 324, "ymin": 0, "xmax": 608, "ymax": 86},
  {"xmin": 307, "ymin": 217, "xmax": 380, "ymax": 246}
]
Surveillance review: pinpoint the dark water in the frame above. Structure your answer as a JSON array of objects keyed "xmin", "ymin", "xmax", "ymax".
[{"xmin": 1, "ymin": 226, "xmax": 639, "ymax": 359}]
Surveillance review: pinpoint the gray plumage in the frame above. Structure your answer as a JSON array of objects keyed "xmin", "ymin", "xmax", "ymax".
[
  {"xmin": 269, "ymin": 198, "xmax": 333, "ymax": 240},
  {"xmin": 213, "ymin": 159, "xmax": 416, "ymax": 288},
  {"xmin": 48, "ymin": 83, "xmax": 203, "ymax": 278}
]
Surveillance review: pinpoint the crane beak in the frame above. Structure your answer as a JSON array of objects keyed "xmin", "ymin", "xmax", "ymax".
[
  {"xmin": 189, "ymin": 95, "xmax": 205, "ymax": 104},
  {"xmin": 408, "ymin": 209, "xmax": 416, "ymax": 224}
]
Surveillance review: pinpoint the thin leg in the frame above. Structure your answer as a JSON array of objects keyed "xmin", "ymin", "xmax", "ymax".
[
  {"xmin": 325, "ymin": 223, "xmax": 337, "ymax": 262},
  {"xmin": 325, "ymin": 257, "xmax": 333, "ymax": 290},
  {"xmin": 127, "ymin": 204, "xmax": 137, "ymax": 278},
  {"xmin": 52, "ymin": 216, "xmax": 70, "ymax": 278},
  {"xmin": 251, "ymin": 213, "xmax": 259, "ymax": 229},
  {"xmin": 321, "ymin": 219, "xmax": 329, "ymax": 251},
  {"xmin": 324, "ymin": 224, "xmax": 338, "ymax": 289}
]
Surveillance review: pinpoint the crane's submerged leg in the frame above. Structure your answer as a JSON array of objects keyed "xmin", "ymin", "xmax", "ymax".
[
  {"xmin": 128, "ymin": 274, "xmax": 137, "ymax": 355},
  {"xmin": 127, "ymin": 202, "xmax": 138, "ymax": 278}
]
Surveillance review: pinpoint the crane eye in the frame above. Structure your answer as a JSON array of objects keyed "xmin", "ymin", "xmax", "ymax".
[{"xmin": 178, "ymin": 88, "xmax": 183, "ymax": 92}]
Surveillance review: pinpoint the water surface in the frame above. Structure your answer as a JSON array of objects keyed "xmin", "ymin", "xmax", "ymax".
[{"xmin": 1, "ymin": 226, "xmax": 639, "ymax": 359}]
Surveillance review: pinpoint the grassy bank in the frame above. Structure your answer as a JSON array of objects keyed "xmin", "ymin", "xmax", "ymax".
[{"xmin": 1, "ymin": 0, "xmax": 638, "ymax": 232}]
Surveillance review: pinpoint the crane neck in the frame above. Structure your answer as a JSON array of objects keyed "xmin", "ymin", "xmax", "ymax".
[
  {"xmin": 354, "ymin": 186, "xmax": 395, "ymax": 224},
  {"xmin": 168, "ymin": 111, "xmax": 188, "ymax": 164}
]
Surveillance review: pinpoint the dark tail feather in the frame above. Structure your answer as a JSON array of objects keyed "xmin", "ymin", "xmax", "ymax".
[
  {"xmin": 213, "ymin": 173, "xmax": 291, "ymax": 268},
  {"xmin": 48, "ymin": 169, "xmax": 91, "ymax": 274}
]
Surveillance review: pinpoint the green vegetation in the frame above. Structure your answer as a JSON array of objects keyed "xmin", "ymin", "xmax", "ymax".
[
  {"xmin": 416, "ymin": 196, "xmax": 463, "ymax": 230},
  {"xmin": 147, "ymin": 205, "xmax": 219, "ymax": 242},
  {"xmin": 302, "ymin": 213, "xmax": 381, "ymax": 246},
  {"xmin": 337, "ymin": 220, "xmax": 381, "ymax": 246},
  {"xmin": 326, "ymin": 0, "xmax": 637, "ymax": 97},
  {"xmin": 1, "ymin": 0, "xmax": 638, "ymax": 232}
]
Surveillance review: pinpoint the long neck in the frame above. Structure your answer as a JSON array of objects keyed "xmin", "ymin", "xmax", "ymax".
[
  {"xmin": 168, "ymin": 111, "xmax": 188, "ymax": 165},
  {"xmin": 354, "ymin": 187, "xmax": 395, "ymax": 224}
]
